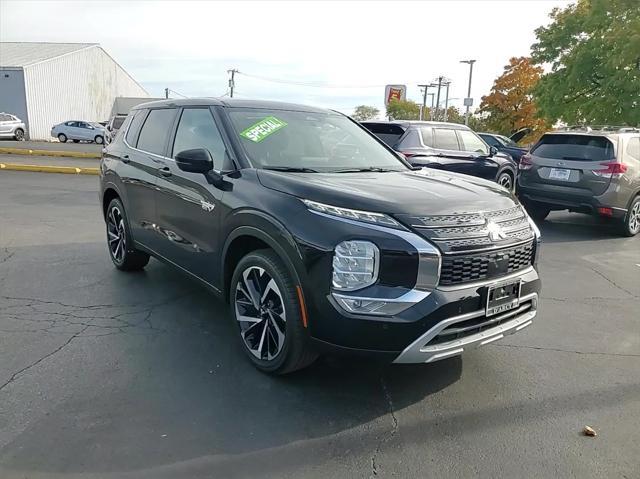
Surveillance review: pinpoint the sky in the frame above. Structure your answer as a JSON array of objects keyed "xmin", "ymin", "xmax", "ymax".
[{"xmin": 0, "ymin": 0, "xmax": 571, "ymax": 117}]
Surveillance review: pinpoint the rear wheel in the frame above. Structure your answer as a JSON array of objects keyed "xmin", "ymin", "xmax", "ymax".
[
  {"xmin": 497, "ymin": 171, "xmax": 515, "ymax": 192},
  {"xmin": 230, "ymin": 250, "xmax": 317, "ymax": 374},
  {"xmin": 58, "ymin": 133, "xmax": 67, "ymax": 143},
  {"xmin": 14, "ymin": 128, "xmax": 25, "ymax": 141},
  {"xmin": 106, "ymin": 198, "xmax": 150, "ymax": 271},
  {"xmin": 620, "ymin": 196, "xmax": 640, "ymax": 237},
  {"xmin": 524, "ymin": 202, "xmax": 551, "ymax": 222}
]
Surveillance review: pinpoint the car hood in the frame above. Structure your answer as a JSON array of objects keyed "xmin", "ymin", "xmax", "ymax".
[{"xmin": 257, "ymin": 168, "xmax": 517, "ymax": 216}]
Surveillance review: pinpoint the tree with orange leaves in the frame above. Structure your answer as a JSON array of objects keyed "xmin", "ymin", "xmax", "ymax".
[{"xmin": 479, "ymin": 57, "xmax": 549, "ymax": 143}]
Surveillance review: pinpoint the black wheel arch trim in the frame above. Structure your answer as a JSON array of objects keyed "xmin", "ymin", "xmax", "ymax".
[{"xmin": 221, "ymin": 211, "xmax": 306, "ymax": 299}]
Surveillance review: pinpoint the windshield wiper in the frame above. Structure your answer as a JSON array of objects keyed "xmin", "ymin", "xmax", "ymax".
[
  {"xmin": 332, "ymin": 167, "xmax": 398, "ymax": 173},
  {"xmin": 263, "ymin": 166, "xmax": 319, "ymax": 173}
]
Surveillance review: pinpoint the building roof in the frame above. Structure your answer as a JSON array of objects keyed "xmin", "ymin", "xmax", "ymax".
[{"xmin": 0, "ymin": 42, "xmax": 97, "ymax": 67}]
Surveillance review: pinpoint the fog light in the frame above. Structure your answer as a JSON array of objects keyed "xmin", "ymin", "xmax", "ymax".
[
  {"xmin": 334, "ymin": 296, "xmax": 388, "ymax": 314},
  {"xmin": 332, "ymin": 240, "xmax": 379, "ymax": 291}
]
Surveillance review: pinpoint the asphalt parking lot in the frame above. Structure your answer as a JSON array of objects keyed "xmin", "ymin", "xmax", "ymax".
[{"xmin": 0, "ymin": 171, "xmax": 638, "ymax": 479}]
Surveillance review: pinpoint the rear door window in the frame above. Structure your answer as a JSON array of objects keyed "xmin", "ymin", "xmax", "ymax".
[
  {"xmin": 531, "ymin": 134, "xmax": 615, "ymax": 161},
  {"xmin": 397, "ymin": 129, "xmax": 423, "ymax": 149},
  {"xmin": 362, "ymin": 123, "xmax": 406, "ymax": 147},
  {"xmin": 136, "ymin": 109, "xmax": 176, "ymax": 155},
  {"xmin": 433, "ymin": 129, "xmax": 460, "ymax": 150}
]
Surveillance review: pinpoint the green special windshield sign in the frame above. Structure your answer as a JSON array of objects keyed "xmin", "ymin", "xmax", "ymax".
[{"xmin": 240, "ymin": 116, "xmax": 288, "ymax": 142}]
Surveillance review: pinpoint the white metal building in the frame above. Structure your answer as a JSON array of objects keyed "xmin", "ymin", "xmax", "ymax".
[{"xmin": 0, "ymin": 42, "xmax": 149, "ymax": 140}]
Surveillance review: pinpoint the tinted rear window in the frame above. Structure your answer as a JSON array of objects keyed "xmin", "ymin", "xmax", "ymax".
[
  {"xmin": 532, "ymin": 134, "xmax": 615, "ymax": 161},
  {"xmin": 136, "ymin": 109, "xmax": 176, "ymax": 155},
  {"xmin": 362, "ymin": 123, "xmax": 405, "ymax": 146}
]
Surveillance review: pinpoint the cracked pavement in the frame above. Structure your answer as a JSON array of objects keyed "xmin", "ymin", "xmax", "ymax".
[{"xmin": 0, "ymin": 171, "xmax": 639, "ymax": 478}]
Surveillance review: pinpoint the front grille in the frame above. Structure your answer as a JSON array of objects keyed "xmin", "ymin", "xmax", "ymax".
[
  {"xmin": 398, "ymin": 205, "xmax": 535, "ymax": 254},
  {"xmin": 439, "ymin": 241, "xmax": 535, "ymax": 286}
]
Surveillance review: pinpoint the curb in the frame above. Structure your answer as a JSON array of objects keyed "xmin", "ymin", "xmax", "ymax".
[
  {"xmin": 0, "ymin": 163, "xmax": 100, "ymax": 175},
  {"xmin": 0, "ymin": 147, "xmax": 100, "ymax": 159}
]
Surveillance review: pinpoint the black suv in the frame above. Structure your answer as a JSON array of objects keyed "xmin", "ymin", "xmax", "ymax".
[
  {"xmin": 100, "ymin": 99, "xmax": 541, "ymax": 374},
  {"xmin": 362, "ymin": 121, "xmax": 518, "ymax": 191}
]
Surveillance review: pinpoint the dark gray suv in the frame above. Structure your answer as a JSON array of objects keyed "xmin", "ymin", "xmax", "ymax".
[{"xmin": 518, "ymin": 127, "xmax": 640, "ymax": 236}]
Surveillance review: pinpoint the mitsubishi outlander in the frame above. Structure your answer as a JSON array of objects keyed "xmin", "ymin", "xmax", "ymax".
[{"xmin": 99, "ymin": 99, "xmax": 542, "ymax": 374}]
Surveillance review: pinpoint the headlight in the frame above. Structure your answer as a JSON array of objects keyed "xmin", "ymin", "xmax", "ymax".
[
  {"xmin": 303, "ymin": 199, "xmax": 403, "ymax": 229},
  {"xmin": 332, "ymin": 240, "xmax": 379, "ymax": 291}
]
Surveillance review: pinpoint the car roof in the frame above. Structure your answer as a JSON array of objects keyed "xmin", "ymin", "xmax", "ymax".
[
  {"xmin": 131, "ymin": 97, "xmax": 334, "ymax": 114},
  {"xmin": 361, "ymin": 120, "xmax": 471, "ymax": 130},
  {"xmin": 544, "ymin": 130, "xmax": 639, "ymax": 140}
]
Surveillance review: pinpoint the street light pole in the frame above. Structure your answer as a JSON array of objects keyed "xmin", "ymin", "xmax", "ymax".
[
  {"xmin": 443, "ymin": 82, "xmax": 451, "ymax": 121},
  {"xmin": 434, "ymin": 76, "xmax": 443, "ymax": 121},
  {"xmin": 460, "ymin": 59, "xmax": 476, "ymax": 126},
  {"xmin": 418, "ymin": 84, "xmax": 429, "ymax": 121}
]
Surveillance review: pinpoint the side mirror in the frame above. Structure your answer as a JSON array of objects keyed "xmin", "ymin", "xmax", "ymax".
[
  {"xmin": 175, "ymin": 148, "xmax": 214, "ymax": 174},
  {"xmin": 489, "ymin": 146, "xmax": 498, "ymax": 156}
]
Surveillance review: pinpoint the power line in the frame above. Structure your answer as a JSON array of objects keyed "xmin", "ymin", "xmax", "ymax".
[{"xmin": 236, "ymin": 70, "xmax": 416, "ymax": 89}]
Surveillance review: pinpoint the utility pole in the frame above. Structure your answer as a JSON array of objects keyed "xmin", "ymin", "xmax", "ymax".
[
  {"xmin": 164, "ymin": 87, "xmax": 169, "ymax": 99},
  {"xmin": 227, "ymin": 69, "xmax": 238, "ymax": 98},
  {"xmin": 418, "ymin": 84, "xmax": 429, "ymax": 121},
  {"xmin": 434, "ymin": 76, "xmax": 443, "ymax": 121},
  {"xmin": 460, "ymin": 59, "xmax": 476, "ymax": 126},
  {"xmin": 428, "ymin": 93, "xmax": 435, "ymax": 120},
  {"xmin": 443, "ymin": 82, "xmax": 451, "ymax": 121}
]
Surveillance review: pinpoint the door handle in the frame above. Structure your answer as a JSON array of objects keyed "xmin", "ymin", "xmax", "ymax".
[
  {"xmin": 121, "ymin": 154, "xmax": 130, "ymax": 164},
  {"xmin": 159, "ymin": 166, "xmax": 172, "ymax": 177}
]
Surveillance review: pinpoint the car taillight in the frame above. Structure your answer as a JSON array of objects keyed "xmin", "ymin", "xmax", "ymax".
[
  {"xmin": 519, "ymin": 154, "xmax": 533, "ymax": 170},
  {"xmin": 593, "ymin": 161, "xmax": 627, "ymax": 178}
]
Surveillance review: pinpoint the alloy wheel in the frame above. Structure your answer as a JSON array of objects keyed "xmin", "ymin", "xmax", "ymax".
[
  {"xmin": 629, "ymin": 201, "xmax": 640, "ymax": 235},
  {"xmin": 15, "ymin": 129, "xmax": 24, "ymax": 141},
  {"xmin": 107, "ymin": 206, "xmax": 126, "ymax": 263},
  {"xmin": 234, "ymin": 266, "xmax": 286, "ymax": 361},
  {"xmin": 498, "ymin": 173, "xmax": 513, "ymax": 191}
]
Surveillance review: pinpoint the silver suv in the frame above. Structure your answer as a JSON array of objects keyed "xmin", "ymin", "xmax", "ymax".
[
  {"xmin": 0, "ymin": 113, "xmax": 27, "ymax": 141},
  {"xmin": 518, "ymin": 126, "xmax": 640, "ymax": 236}
]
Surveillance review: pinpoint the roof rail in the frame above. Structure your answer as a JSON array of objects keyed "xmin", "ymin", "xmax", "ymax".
[{"xmin": 558, "ymin": 125, "xmax": 639, "ymax": 133}]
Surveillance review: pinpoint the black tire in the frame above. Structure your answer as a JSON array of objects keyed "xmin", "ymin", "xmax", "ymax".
[
  {"xmin": 524, "ymin": 202, "xmax": 551, "ymax": 222},
  {"xmin": 14, "ymin": 129, "xmax": 25, "ymax": 141},
  {"xmin": 73, "ymin": 139, "xmax": 80, "ymax": 143},
  {"xmin": 94, "ymin": 135, "xmax": 104, "ymax": 144},
  {"xmin": 497, "ymin": 170, "xmax": 515, "ymax": 192},
  {"xmin": 229, "ymin": 250, "xmax": 318, "ymax": 374},
  {"xmin": 106, "ymin": 198, "xmax": 150, "ymax": 271},
  {"xmin": 58, "ymin": 133, "xmax": 67, "ymax": 143},
  {"xmin": 620, "ymin": 196, "xmax": 640, "ymax": 237}
]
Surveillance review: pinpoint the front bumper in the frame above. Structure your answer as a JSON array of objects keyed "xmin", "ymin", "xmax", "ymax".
[{"xmin": 393, "ymin": 292, "xmax": 537, "ymax": 363}]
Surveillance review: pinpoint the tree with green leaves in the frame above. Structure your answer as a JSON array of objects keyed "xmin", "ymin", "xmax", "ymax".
[
  {"xmin": 532, "ymin": 0, "xmax": 640, "ymax": 126},
  {"xmin": 386, "ymin": 99, "xmax": 423, "ymax": 120},
  {"xmin": 352, "ymin": 105, "xmax": 380, "ymax": 121}
]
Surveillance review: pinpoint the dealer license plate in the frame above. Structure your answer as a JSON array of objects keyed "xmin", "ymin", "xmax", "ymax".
[
  {"xmin": 486, "ymin": 280, "xmax": 522, "ymax": 317},
  {"xmin": 549, "ymin": 168, "xmax": 571, "ymax": 181}
]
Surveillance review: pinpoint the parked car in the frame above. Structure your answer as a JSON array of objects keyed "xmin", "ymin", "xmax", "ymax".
[
  {"xmin": 51, "ymin": 121, "xmax": 107, "ymax": 144},
  {"xmin": 106, "ymin": 114, "xmax": 127, "ymax": 142},
  {"xmin": 361, "ymin": 121, "xmax": 518, "ymax": 191},
  {"xmin": 518, "ymin": 126, "xmax": 640, "ymax": 236},
  {"xmin": 100, "ymin": 98, "xmax": 541, "ymax": 374},
  {"xmin": 0, "ymin": 112, "xmax": 27, "ymax": 140},
  {"xmin": 478, "ymin": 131, "xmax": 529, "ymax": 163}
]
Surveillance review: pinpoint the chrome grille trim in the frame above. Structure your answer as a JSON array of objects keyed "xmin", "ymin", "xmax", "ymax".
[{"xmin": 410, "ymin": 205, "xmax": 524, "ymax": 229}]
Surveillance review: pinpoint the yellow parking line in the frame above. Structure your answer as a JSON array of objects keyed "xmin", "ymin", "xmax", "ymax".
[
  {"xmin": 0, "ymin": 147, "xmax": 100, "ymax": 159},
  {"xmin": 0, "ymin": 163, "xmax": 99, "ymax": 175}
]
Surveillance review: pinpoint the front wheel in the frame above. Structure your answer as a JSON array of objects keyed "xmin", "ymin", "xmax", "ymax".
[
  {"xmin": 58, "ymin": 133, "xmax": 67, "ymax": 143},
  {"xmin": 106, "ymin": 198, "xmax": 150, "ymax": 271},
  {"xmin": 230, "ymin": 250, "xmax": 317, "ymax": 374},
  {"xmin": 620, "ymin": 196, "xmax": 640, "ymax": 237},
  {"xmin": 94, "ymin": 135, "xmax": 104, "ymax": 144}
]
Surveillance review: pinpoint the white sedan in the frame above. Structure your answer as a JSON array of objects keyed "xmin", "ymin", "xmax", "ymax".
[{"xmin": 51, "ymin": 121, "xmax": 107, "ymax": 144}]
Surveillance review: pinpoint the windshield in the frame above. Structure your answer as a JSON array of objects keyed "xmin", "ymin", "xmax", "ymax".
[
  {"xmin": 497, "ymin": 135, "xmax": 517, "ymax": 147},
  {"xmin": 228, "ymin": 109, "xmax": 408, "ymax": 172}
]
